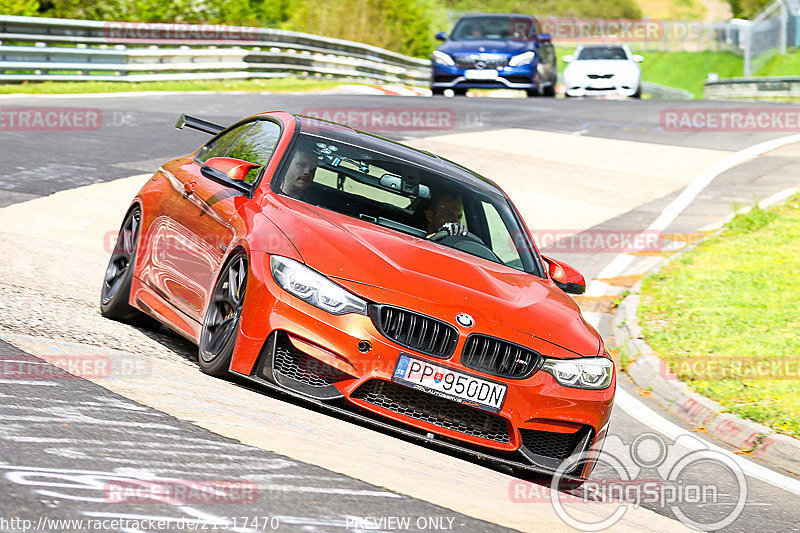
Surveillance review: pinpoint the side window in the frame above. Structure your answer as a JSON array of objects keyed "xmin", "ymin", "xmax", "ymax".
[
  {"xmin": 481, "ymin": 201, "xmax": 524, "ymax": 269},
  {"xmin": 225, "ymin": 120, "xmax": 282, "ymax": 183},
  {"xmin": 196, "ymin": 123, "xmax": 252, "ymax": 164},
  {"xmin": 196, "ymin": 120, "xmax": 282, "ymax": 184}
]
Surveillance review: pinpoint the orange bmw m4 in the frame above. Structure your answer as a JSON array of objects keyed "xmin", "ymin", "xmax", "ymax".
[{"xmin": 101, "ymin": 111, "xmax": 615, "ymax": 480}]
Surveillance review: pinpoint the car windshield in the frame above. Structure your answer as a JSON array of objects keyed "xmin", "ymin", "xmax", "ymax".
[
  {"xmin": 274, "ymin": 127, "xmax": 538, "ymax": 274},
  {"xmin": 577, "ymin": 47, "xmax": 628, "ymax": 60},
  {"xmin": 450, "ymin": 16, "xmax": 533, "ymax": 41}
]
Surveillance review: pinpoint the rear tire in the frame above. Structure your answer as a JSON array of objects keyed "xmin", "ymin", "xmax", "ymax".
[
  {"xmin": 543, "ymin": 83, "xmax": 556, "ymax": 97},
  {"xmin": 431, "ymin": 87, "xmax": 445, "ymax": 96},
  {"xmin": 632, "ymin": 86, "xmax": 642, "ymax": 99},
  {"xmin": 199, "ymin": 254, "xmax": 248, "ymax": 377},
  {"xmin": 526, "ymin": 88, "xmax": 541, "ymax": 98},
  {"xmin": 452, "ymin": 88, "xmax": 467, "ymax": 96},
  {"xmin": 100, "ymin": 208, "xmax": 156, "ymax": 327}
]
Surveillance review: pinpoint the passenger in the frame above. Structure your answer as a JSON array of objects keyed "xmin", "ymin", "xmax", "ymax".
[
  {"xmin": 280, "ymin": 147, "xmax": 318, "ymax": 200},
  {"xmin": 425, "ymin": 191, "xmax": 468, "ymax": 237}
]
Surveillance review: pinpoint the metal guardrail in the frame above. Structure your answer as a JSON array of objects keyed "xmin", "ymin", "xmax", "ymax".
[
  {"xmin": 704, "ymin": 76, "xmax": 800, "ymax": 98},
  {"xmin": 641, "ymin": 81, "xmax": 694, "ymax": 100},
  {"xmin": 0, "ymin": 15, "xmax": 431, "ymax": 84}
]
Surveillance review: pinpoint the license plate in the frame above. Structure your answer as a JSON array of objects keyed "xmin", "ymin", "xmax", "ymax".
[
  {"xmin": 392, "ymin": 355, "xmax": 507, "ymax": 413},
  {"xmin": 464, "ymin": 69, "xmax": 498, "ymax": 80}
]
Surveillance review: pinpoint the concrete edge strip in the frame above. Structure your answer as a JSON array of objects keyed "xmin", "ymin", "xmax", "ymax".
[{"xmin": 614, "ymin": 187, "xmax": 800, "ymax": 477}]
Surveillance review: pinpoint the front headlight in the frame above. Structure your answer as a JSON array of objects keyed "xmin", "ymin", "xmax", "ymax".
[
  {"xmin": 270, "ymin": 256, "xmax": 367, "ymax": 315},
  {"xmin": 542, "ymin": 356, "xmax": 613, "ymax": 389},
  {"xmin": 432, "ymin": 50, "xmax": 455, "ymax": 66},
  {"xmin": 508, "ymin": 51, "xmax": 535, "ymax": 67}
]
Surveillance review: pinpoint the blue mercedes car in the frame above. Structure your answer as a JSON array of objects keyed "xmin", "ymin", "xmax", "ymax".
[{"xmin": 431, "ymin": 14, "xmax": 557, "ymax": 97}]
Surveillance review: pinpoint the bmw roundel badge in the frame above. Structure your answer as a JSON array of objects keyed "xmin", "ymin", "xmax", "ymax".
[{"xmin": 456, "ymin": 313, "xmax": 474, "ymax": 328}]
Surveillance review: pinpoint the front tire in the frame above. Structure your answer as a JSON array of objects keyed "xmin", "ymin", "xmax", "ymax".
[
  {"xmin": 199, "ymin": 254, "xmax": 248, "ymax": 377},
  {"xmin": 100, "ymin": 208, "xmax": 153, "ymax": 326}
]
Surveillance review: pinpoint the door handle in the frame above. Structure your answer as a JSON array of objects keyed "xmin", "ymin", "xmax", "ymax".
[{"xmin": 183, "ymin": 181, "xmax": 197, "ymax": 195}]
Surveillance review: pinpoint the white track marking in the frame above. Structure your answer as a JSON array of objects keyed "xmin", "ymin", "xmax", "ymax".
[
  {"xmin": 0, "ymin": 404, "xmax": 165, "ymax": 416},
  {"xmin": 588, "ymin": 133, "xmax": 800, "ymax": 295},
  {"xmin": 0, "ymin": 414, "xmax": 178, "ymax": 429},
  {"xmin": 257, "ymin": 484, "xmax": 401, "ymax": 497},
  {"xmin": 0, "ymin": 380, "xmax": 57, "ymax": 385},
  {"xmin": 616, "ymin": 388, "xmax": 800, "ymax": 496},
  {"xmin": 1, "ymin": 436, "xmax": 242, "ymax": 449}
]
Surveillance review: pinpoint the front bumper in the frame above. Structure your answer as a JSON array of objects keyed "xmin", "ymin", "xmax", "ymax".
[
  {"xmin": 232, "ymin": 251, "xmax": 615, "ymax": 478},
  {"xmin": 431, "ymin": 63, "xmax": 537, "ymax": 90},
  {"xmin": 565, "ymin": 81, "xmax": 639, "ymax": 97}
]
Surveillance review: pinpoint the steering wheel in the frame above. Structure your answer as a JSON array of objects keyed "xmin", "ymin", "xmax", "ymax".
[
  {"xmin": 429, "ymin": 231, "xmax": 502, "ymax": 263},
  {"xmin": 429, "ymin": 229, "xmax": 483, "ymax": 243}
]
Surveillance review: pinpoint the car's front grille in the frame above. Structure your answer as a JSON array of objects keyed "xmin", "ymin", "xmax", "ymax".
[
  {"xmin": 504, "ymin": 75, "xmax": 532, "ymax": 84},
  {"xmin": 461, "ymin": 334, "xmax": 542, "ymax": 379},
  {"xmin": 453, "ymin": 54, "xmax": 509, "ymax": 69},
  {"xmin": 520, "ymin": 426, "xmax": 593, "ymax": 461},
  {"xmin": 370, "ymin": 305, "xmax": 458, "ymax": 358},
  {"xmin": 273, "ymin": 337, "xmax": 348, "ymax": 388},
  {"xmin": 352, "ymin": 379, "xmax": 510, "ymax": 443},
  {"xmin": 587, "ymin": 74, "xmax": 614, "ymax": 79}
]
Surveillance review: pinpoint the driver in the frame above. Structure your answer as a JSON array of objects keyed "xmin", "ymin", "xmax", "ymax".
[
  {"xmin": 280, "ymin": 145, "xmax": 318, "ymax": 200},
  {"xmin": 425, "ymin": 192, "xmax": 468, "ymax": 238}
]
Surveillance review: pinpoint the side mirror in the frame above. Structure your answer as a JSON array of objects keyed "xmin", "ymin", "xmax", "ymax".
[
  {"xmin": 539, "ymin": 33, "xmax": 552, "ymax": 43},
  {"xmin": 562, "ymin": 55, "xmax": 573, "ymax": 63},
  {"xmin": 632, "ymin": 54, "xmax": 644, "ymax": 62},
  {"xmin": 435, "ymin": 31, "xmax": 447, "ymax": 41},
  {"xmin": 543, "ymin": 255, "xmax": 586, "ymax": 295},
  {"xmin": 202, "ymin": 157, "xmax": 260, "ymax": 183}
]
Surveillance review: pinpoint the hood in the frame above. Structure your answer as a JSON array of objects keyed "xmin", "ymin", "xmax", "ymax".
[
  {"xmin": 565, "ymin": 59, "xmax": 639, "ymax": 76},
  {"xmin": 264, "ymin": 199, "xmax": 600, "ymax": 357},
  {"xmin": 438, "ymin": 39, "xmax": 531, "ymax": 57}
]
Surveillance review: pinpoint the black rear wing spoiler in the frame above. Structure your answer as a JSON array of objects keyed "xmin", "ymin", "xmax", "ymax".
[{"xmin": 175, "ymin": 113, "xmax": 225, "ymax": 135}]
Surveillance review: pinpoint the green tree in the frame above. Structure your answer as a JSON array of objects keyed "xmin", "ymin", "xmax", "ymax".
[{"xmin": 0, "ymin": 0, "xmax": 40, "ymax": 16}]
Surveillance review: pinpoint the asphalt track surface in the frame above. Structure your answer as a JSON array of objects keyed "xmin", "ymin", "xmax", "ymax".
[{"xmin": 1, "ymin": 92, "xmax": 800, "ymax": 532}]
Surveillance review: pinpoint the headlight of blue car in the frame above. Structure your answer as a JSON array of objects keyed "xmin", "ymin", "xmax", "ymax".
[
  {"xmin": 508, "ymin": 51, "xmax": 535, "ymax": 67},
  {"xmin": 432, "ymin": 51, "xmax": 455, "ymax": 66}
]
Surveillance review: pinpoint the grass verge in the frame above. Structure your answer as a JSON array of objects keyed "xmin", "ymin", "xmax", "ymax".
[
  {"xmin": 639, "ymin": 195, "xmax": 800, "ymax": 438},
  {"xmin": 0, "ymin": 77, "xmax": 343, "ymax": 95}
]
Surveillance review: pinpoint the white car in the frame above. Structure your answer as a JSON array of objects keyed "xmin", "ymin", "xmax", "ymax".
[{"xmin": 562, "ymin": 44, "xmax": 643, "ymax": 98}]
